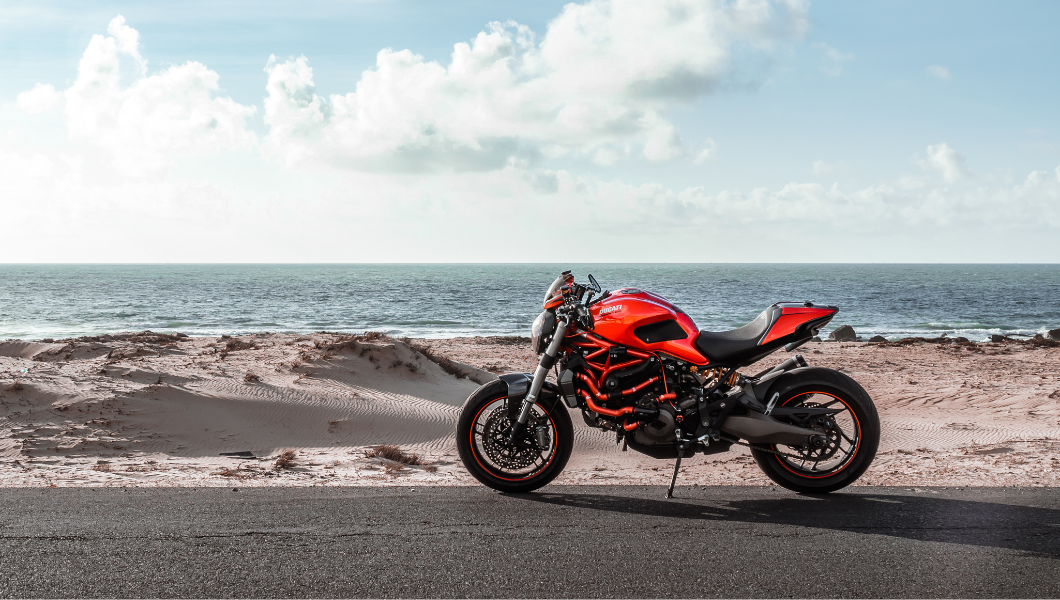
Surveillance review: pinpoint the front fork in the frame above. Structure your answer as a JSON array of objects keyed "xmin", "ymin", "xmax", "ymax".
[{"xmin": 508, "ymin": 317, "xmax": 569, "ymax": 443}]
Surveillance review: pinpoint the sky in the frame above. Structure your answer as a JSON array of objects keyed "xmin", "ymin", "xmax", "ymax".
[{"xmin": 1, "ymin": 0, "xmax": 1058, "ymax": 263}]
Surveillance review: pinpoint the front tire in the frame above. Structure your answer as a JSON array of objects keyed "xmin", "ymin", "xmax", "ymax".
[
  {"xmin": 750, "ymin": 368, "xmax": 879, "ymax": 494},
  {"xmin": 456, "ymin": 380, "xmax": 574, "ymax": 493}
]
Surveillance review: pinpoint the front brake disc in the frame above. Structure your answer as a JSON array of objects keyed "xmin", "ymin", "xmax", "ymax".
[{"xmin": 481, "ymin": 409, "xmax": 541, "ymax": 471}]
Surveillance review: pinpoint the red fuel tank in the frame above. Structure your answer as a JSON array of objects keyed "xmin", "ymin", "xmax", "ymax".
[{"xmin": 589, "ymin": 288, "xmax": 708, "ymax": 365}]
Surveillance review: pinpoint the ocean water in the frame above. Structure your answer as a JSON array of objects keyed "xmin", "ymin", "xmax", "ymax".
[{"xmin": 0, "ymin": 264, "xmax": 1058, "ymax": 342}]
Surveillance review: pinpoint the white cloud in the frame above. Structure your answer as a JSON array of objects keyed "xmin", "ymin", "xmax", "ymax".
[
  {"xmin": 2, "ymin": 133, "xmax": 1059, "ymax": 262},
  {"xmin": 263, "ymin": 0, "xmax": 809, "ymax": 172},
  {"xmin": 16, "ymin": 83, "xmax": 62, "ymax": 115},
  {"xmin": 812, "ymin": 159, "xmax": 846, "ymax": 176},
  {"xmin": 5, "ymin": 9, "xmax": 1060, "ymax": 263},
  {"xmin": 927, "ymin": 65, "xmax": 951, "ymax": 80},
  {"xmin": 921, "ymin": 142, "xmax": 969, "ymax": 182},
  {"xmin": 18, "ymin": 15, "xmax": 256, "ymax": 174},
  {"xmin": 0, "ymin": 151, "xmax": 56, "ymax": 180},
  {"xmin": 693, "ymin": 138, "xmax": 717, "ymax": 163},
  {"xmin": 106, "ymin": 15, "xmax": 146, "ymax": 76},
  {"xmin": 545, "ymin": 161, "xmax": 1060, "ymax": 237},
  {"xmin": 812, "ymin": 42, "xmax": 853, "ymax": 76}
]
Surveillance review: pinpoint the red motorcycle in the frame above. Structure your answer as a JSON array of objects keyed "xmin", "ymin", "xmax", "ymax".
[{"xmin": 457, "ymin": 271, "xmax": 879, "ymax": 496}]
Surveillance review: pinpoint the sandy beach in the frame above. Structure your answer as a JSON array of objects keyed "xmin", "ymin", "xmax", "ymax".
[{"xmin": 1, "ymin": 332, "xmax": 1058, "ymax": 488}]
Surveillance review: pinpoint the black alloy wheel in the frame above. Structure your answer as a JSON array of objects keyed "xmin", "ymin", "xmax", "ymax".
[
  {"xmin": 750, "ymin": 368, "xmax": 879, "ymax": 494},
  {"xmin": 457, "ymin": 380, "xmax": 574, "ymax": 493}
]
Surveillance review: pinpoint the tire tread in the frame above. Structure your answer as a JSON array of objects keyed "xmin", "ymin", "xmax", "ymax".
[
  {"xmin": 751, "ymin": 367, "xmax": 879, "ymax": 494},
  {"xmin": 456, "ymin": 381, "xmax": 574, "ymax": 493}
]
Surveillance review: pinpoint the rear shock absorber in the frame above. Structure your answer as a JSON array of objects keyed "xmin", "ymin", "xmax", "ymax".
[{"xmin": 702, "ymin": 368, "xmax": 739, "ymax": 388}]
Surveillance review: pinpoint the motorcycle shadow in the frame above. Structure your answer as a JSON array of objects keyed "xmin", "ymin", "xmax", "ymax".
[{"xmin": 512, "ymin": 487, "xmax": 1060, "ymax": 558}]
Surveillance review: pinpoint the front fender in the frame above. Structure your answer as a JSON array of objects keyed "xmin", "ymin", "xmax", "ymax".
[{"xmin": 498, "ymin": 372, "xmax": 562, "ymax": 419}]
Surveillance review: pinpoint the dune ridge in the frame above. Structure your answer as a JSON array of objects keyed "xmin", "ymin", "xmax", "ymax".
[
  {"xmin": 1, "ymin": 332, "xmax": 1058, "ymax": 487},
  {"xmin": 0, "ymin": 333, "xmax": 481, "ymax": 486}
]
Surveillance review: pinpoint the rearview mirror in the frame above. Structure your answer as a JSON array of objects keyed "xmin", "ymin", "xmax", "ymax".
[{"xmin": 587, "ymin": 274, "xmax": 601, "ymax": 293}]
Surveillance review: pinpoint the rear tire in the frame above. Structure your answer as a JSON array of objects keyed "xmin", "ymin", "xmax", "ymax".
[
  {"xmin": 750, "ymin": 368, "xmax": 879, "ymax": 494},
  {"xmin": 456, "ymin": 380, "xmax": 574, "ymax": 493}
]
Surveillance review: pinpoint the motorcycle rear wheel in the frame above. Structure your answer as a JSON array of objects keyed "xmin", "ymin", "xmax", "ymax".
[
  {"xmin": 750, "ymin": 368, "xmax": 879, "ymax": 494},
  {"xmin": 457, "ymin": 380, "xmax": 574, "ymax": 493}
]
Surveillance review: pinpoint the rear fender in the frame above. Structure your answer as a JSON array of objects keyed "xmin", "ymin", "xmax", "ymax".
[
  {"xmin": 754, "ymin": 366, "xmax": 836, "ymax": 403},
  {"xmin": 498, "ymin": 373, "xmax": 562, "ymax": 419}
]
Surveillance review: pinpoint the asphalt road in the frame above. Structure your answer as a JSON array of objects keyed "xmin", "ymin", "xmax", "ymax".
[{"xmin": 1, "ymin": 485, "xmax": 1058, "ymax": 598}]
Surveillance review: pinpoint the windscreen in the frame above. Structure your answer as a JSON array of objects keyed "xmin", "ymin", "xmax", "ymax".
[{"xmin": 542, "ymin": 275, "xmax": 566, "ymax": 307}]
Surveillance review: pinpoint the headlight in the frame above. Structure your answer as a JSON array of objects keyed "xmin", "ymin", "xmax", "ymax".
[{"xmin": 530, "ymin": 310, "xmax": 557, "ymax": 354}]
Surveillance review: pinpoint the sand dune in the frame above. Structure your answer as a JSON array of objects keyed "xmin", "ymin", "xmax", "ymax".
[
  {"xmin": 0, "ymin": 333, "xmax": 478, "ymax": 486},
  {"xmin": 1, "ymin": 332, "xmax": 1058, "ymax": 487}
]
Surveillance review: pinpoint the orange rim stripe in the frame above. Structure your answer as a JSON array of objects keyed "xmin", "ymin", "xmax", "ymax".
[
  {"xmin": 470, "ymin": 398, "xmax": 558, "ymax": 482},
  {"xmin": 772, "ymin": 391, "xmax": 862, "ymax": 479}
]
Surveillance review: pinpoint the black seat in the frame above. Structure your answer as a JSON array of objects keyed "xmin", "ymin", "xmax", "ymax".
[{"xmin": 695, "ymin": 307, "xmax": 778, "ymax": 365}]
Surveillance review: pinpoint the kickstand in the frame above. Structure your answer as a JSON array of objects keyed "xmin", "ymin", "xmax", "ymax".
[{"xmin": 666, "ymin": 445, "xmax": 685, "ymax": 499}]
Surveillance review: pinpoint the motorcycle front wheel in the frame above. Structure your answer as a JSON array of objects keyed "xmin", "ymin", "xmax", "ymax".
[
  {"xmin": 750, "ymin": 368, "xmax": 880, "ymax": 494},
  {"xmin": 456, "ymin": 380, "xmax": 574, "ymax": 493}
]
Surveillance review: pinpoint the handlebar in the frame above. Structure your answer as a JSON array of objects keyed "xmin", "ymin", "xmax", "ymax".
[
  {"xmin": 559, "ymin": 281, "xmax": 596, "ymax": 329},
  {"xmin": 548, "ymin": 272, "xmax": 604, "ymax": 330}
]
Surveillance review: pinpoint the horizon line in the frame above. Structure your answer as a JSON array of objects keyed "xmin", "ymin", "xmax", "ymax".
[{"xmin": 1, "ymin": 262, "xmax": 1060, "ymax": 267}]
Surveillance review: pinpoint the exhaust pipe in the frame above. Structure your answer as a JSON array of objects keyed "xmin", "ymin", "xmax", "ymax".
[{"xmin": 720, "ymin": 410, "xmax": 821, "ymax": 446}]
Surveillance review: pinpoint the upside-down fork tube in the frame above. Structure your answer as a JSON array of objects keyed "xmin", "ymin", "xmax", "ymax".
[{"xmin": 509, "ymin": 317, "xmax": 569, "ymax": 443}]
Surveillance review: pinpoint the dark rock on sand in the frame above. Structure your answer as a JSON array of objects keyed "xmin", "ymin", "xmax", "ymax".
[
  {"xmin": 811, "ymin": 336, "xmax": 822, "ymax": 342},
  {"xmin": 991, "ymin": 334, "xmax": 1007, "ymax": 343},
  {"xmin": 868, "ymin": 335, "xmax": 887, "ymax": 343},
  {"xmin": 1030, "ymin": 334, "xmax": 1060, "ymax": 348},
  {"xmin": 1049, "ymin": 328, "xmax": 1060, "ymax": 341},
  {"xmin": 828, "ymin": 325, "xmax": 856, "ymax": 342}
]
